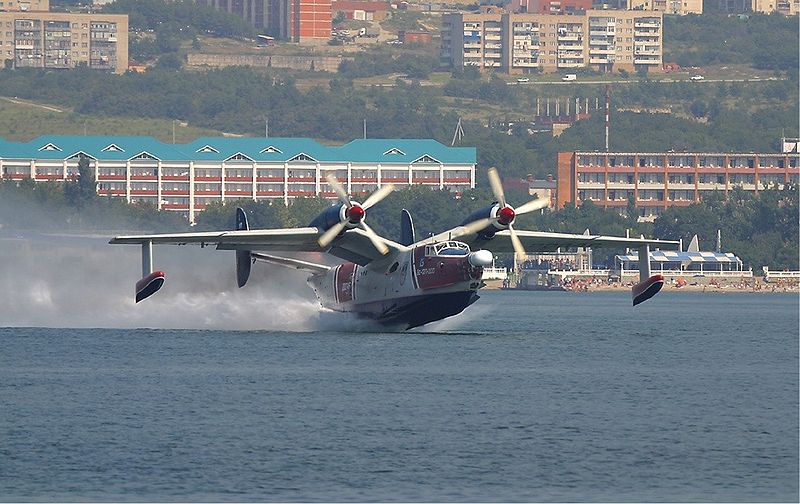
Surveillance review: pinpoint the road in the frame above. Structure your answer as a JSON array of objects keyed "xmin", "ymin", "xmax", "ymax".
[
  {"xmin": 508, "ymin": 76, "xmax": 784, "ymax": 86},
  {"xmin": 1, "ymin": 96, "xmax": 65, "ymax": 112}
]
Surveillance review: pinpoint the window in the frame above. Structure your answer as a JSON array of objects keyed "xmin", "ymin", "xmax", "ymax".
[
  {"xmin": 383, "ymin": 148, "xmax": 406, "ymax": 156},
  {"xmin": 260, "ymin": 146, "xmax": 282, "ymax": 154},
  {"xmin": 288, "ymin": 153, "xmax": 316, "ymax": 162},
  {"xmin": 196, "ymin": 145, "xmax": 219, "ymax": 154}
]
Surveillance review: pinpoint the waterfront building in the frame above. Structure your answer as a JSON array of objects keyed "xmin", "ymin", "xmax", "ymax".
[
  {"xmin": 0, "ymin": 136, "xmax": 476, "ymax": 222},
  {"xmin": 441, "ymin": 9, "xmax": 663, "ymax": 74},
  {"xmin": 556, "ymin": 148, "xmax": 800, "ymax": 220},
  {"xmin": 0, "ymin": 11, "xmax": 128, "ymax": 73}
]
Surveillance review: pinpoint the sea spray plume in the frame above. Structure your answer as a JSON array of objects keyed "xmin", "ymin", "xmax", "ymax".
[{"xmin": 0, "ymin": 235, "xmax": 326, "ymax": 330}]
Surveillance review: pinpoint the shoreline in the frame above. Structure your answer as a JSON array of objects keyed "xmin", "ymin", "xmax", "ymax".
[{"xmin": 483, "ymin": 279, "xmax": 799, "ymax": 294}]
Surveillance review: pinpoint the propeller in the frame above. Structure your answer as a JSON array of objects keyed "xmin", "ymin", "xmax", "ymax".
[
  {"xmin": 456, "ymin": 167, "xmax": 549, "ymax": 260},
  {"xmin": 317, "ymin": 174, "xmax": 394, "ymax": 255}
]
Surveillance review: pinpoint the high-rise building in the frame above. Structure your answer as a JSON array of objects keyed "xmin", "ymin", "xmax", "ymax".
[
  {"xmin": 199, "ymin": 0, "xmax": 331, "ymax": 42},
  {"xmin": 0, "ymin": 11, "xmax": 128, "ymax": 73},
  {"xmin": 441, "ymin": 10, "xmax": 663, "ymax": 75}
]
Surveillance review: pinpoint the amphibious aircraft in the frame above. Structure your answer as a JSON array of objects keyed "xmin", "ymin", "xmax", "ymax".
[{"xmin": 110, "ymin": 168, "xmax": 679, "ymax": 329}]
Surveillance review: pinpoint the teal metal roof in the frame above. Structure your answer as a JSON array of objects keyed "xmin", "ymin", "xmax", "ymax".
[
  {"xmin": 0, "ymin": 136, "xmax": 477, "ymax": 164},
  {"xmin": 183, "ymin": 137, "xmax": 338, "ymax": 162},
  {"xmin": 0, "ymin": 135, "xmax": 187, "ymax": 161},
  {"xmin": 335, "ymin": 139, "xmax": 477, "ymax": 164}
]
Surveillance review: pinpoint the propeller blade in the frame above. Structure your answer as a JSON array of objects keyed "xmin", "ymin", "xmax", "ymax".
[
  {"xmin": 487, "ymin": 167, "xmax": 506, "ymax": 208},
  {"xmin": 361, "ymin": 183, "xmax": 394, "ymax": 210},
  {"xmin": 452, "ymin": 217, "xmax": 494, "ymax": 238},
  {"xmin": 325, "ymin": 173, "xmax": 352, "ymax": 208},
  {"xmin": 359, "ymin": 221, "xmax": 389, "ymax": 255},
  {"xmin": 317, "ymin": 220, "xmax": 347, "ymax": 248},
  {"xmin": 515, "ymin": 197, "xmax": 549, "ymax": 215},
  {"xmin": 509, "ymin": 224, "xmax": 527, "ymax": 260}
]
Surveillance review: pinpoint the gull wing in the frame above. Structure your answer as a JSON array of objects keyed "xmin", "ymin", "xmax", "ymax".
[{"xmin": 110, "ymin": 227, "xmax": 405, "ymax": 266}]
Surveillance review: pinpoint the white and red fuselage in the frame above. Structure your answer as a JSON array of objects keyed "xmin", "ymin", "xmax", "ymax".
[{"xmin": 307, "ymin": 241, "xmax": 490, "ymax": 329}]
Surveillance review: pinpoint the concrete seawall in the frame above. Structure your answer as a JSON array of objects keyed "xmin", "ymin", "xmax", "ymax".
[{"xmin": 187, "ymin": 54, "xmax": 349, "ymax": 73}]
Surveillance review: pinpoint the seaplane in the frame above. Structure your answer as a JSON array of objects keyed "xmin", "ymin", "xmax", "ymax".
[{"xmin": 110, "ymin": 168, "xmax": 679, "ymax": 329}]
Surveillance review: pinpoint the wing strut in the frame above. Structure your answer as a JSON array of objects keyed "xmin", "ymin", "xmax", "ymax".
[
  {"xmin": 135, "ymin": 240, "xmax": 165, "ymax": 303},
  {"xmin": 631, "ymin": 244, "xmax": 663, "ymax": 306}
]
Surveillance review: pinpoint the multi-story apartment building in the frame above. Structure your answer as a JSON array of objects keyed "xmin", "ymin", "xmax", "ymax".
[
  {"xmin": 557, "ymin": 149, "xmax": 800, "ymax": 219},
  {"xmin": 199, "ymin": 0, "xmax": 331, "ymax": 42},
  {"xmin": 606, "ymin": 0, "xmax": 703, "ymax": 15},
  {"xmin": 0, "ymin": 11, "xmax": 128, "ymax": 72},
  {"xmin": 442, "ymin": 10, "xmax": 663, "ymax": 74},
  {"xmin": 718, "ymin": 0, "xmax": 798, "ymax": 14},
  {"xmin": 0, "ymin": 0, "xmax": 49, "ymax": 11},
  {"xmin": 509, "ymin": 0, "xmax": 593, "ymax": 14},
  {"xmin": 0, "ymin": 136, "xmax": 476, "ymax": 222}
]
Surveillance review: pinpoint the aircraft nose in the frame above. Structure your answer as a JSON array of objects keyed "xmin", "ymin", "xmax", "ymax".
[{"xmin": 468, "ymin": 249, "xmax": 493, "ymax": 267}]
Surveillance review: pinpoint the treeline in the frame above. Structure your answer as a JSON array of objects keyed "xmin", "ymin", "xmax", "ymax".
[
  {"xmin": 0, "ymin": 158, "xmax": 185, "ymax": 233},
  {"xmin": 103, "ymin": 0, "xmax": 257, "ymax": 39},
  {"xmin": 664, "ymin": 14, "xmax": 798, "ymax": 71},
  {"xmin": 0, "ymin": 65, "xmax": 796, "ymax": 189},
  {"xmin": 2, "ymin": 174, "xmax": 796, "ymax": 269},
  {"xmin": 194, "ymin": 183, "xmax": 798, "ymax": 270}
]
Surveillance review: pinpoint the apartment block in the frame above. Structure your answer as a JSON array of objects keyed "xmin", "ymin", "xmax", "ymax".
[
  {"xmin": 607, "ymin": 0, "xmax": 703, "ymax": 15},
  {"xmin": 200, "ymin": 0, "xmax": 331, "ymax": 42},
  {"xmin": 557, "ymin": 150, "xmax": 800, "ymax": 219},
  {"xmin": 0, "ymin": 0, "xmax": 49, "ymax": 11},
  {"xmin": 442, "ymin": 10, "xmax": 663, "ymax": 74},
  {"xmin": 0, "ymin": 11, "xmax": 128, "ymax": 73}
]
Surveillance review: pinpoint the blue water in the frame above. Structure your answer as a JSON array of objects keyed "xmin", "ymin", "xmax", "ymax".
[{"xmin": 1, "ymin": 291, "xmax": 798, "ymax": 502}]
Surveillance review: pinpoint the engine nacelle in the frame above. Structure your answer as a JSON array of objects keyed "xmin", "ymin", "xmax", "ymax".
[{"xmin": 460, "ymin": 203, "xmax": 512, "ymax": 238}]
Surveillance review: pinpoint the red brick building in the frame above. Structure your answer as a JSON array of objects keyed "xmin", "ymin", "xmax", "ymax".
[
  {"xmin": 290, "ymin": 0, "xmax": 332, "ymax": 41},
  {"xmin": 557, "ymin": 149, "xmax": 800, "ymax": 220}
]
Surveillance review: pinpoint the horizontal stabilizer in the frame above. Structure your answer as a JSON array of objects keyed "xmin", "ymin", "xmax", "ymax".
[
  {"xmin": 135, "ymin": 271, "xmax": 165, "ymax": 303},
  {"xmin": 251, "ymin": 252, "xmax": 331, "ymax": 274}
]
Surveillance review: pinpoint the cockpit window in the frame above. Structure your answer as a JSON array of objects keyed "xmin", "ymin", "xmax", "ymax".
[{"xmin": 425, "ymin": 241, "xmax": 470, "ymax": 257}]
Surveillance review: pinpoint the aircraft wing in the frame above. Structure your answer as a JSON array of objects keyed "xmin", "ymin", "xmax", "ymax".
[
  {"xmin": 423, "ymin": 228, "xmax": 680, "ymax": 253},
  {"xmin": 110, "ymin": 227, "xmax": 405, "ymax": 265}
]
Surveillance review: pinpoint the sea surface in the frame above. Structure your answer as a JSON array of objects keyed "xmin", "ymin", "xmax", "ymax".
[{"xmin": 1, "ymin": 291, "xmax": 798, "ymax": 502}]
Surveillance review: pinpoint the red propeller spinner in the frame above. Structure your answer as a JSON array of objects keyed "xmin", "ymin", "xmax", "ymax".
[
  {"xmin": 496, "ymin": 206, "xmax": 516, "ymax": 226},
  {"xmin": 346, "ymin": 204, "xmax": 365, "ymax": 223}
]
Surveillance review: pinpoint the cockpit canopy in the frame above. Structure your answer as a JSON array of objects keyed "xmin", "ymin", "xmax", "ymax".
[{"xmin": 425, "ymin": 241, "xmax": 470, "ymax": 257}]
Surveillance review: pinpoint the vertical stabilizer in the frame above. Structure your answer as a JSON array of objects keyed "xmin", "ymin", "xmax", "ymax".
[
  {"xmin": 687, "ymin": 234, "xmax": 700, "ymax": 252},
  {"xmin": 235, "ymin": 207, "xmax": 252, "ymax": 288},
  {"xmin": 400, "ymin": 209, "xmax": 416, "ymax": 246}
]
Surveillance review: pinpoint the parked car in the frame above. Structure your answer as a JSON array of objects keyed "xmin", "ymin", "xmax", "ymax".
[
  {"xmin": 690, "ymin": 75, "xmax": 705, "ymax": 81},
  {"xmin": 516, "ymin": 77, "xmax": 530, "ymax": 83},
  {"xmin": 562, "ymin": 74, "xmax": 577, "ymax": 81}
]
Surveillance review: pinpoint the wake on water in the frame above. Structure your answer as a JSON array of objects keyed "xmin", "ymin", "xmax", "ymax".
[
  {"xmin": 0, "ymin": 233, "xmax": 484, "ymax": 332},
  {"xmin": 0, "ymin": 234, "xmax": 390, "ymax": 332}
]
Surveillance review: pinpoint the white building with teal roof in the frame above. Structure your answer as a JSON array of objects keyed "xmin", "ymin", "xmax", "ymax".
[{"xmin": 0, "ymin": 136, "xmax": 477, "ymax": 222}]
